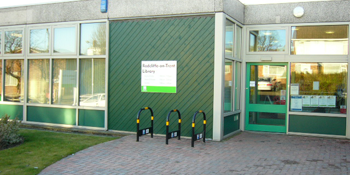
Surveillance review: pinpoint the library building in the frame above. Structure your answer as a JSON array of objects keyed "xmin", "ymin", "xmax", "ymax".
[{"xmin": 0, "ymin": 0, "xmax": 349, "ymax": 141}]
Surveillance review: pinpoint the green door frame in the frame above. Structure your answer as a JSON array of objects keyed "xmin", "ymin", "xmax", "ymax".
[{"xmin": 245, "ymin": 62, "xmax": 288, "ymax": 133}]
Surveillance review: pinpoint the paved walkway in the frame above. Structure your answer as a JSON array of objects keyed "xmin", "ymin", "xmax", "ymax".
[{"xmin": 40, "ymin": 132, "xmax": 350, "ymax": 175}]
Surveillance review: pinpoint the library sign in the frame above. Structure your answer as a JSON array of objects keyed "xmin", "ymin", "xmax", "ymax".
[{"xmin": 141, "ymin": 61, "xmax": 177, "ymax": 93}]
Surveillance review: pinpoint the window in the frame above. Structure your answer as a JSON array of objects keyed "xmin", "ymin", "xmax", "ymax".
[
  {"xmin": 290, "ymin": 63, "xmax": 347, "ymax": 114},
  {"xmin": 0, "ymin": 31, "xmax": 2, "ymax": 55},
  {"xmin": 28, "ymin": 59, "xmax": 50, "ymax": 104},
  {"xmin": 4, "ymin": 59, "xmax": 24, "ymax": 102},
  {"xmin": 235, "ymin": 62, "xmax": 241, "ymax": 110},
  {"xmin": 291, "ymin": 25, "xmax": 348, "ymax": 55},
  {"xmin": 80, "ymin": 23, "xmax": 106, "ymax": 55},
  {"xmin": 224, "ymin": 60, "xmax": 233, "ymax": 112},
  {"xmin": 5, "ymin": 30, "xmax": 23, "ymax": 54},
  {"xmin": 249, "ymin": 30, "xmax": 286, "ymax": 52},
  {"xmin": 79, "ymin": 59, "xmax": 105, "ymax": 107},
  {"xmin": 225, "ymin": 21, "xmax": 234, "ymax": 57},
  {"xmin": 52, "ymin": 59, "xmax": 77, "ymax": 105},
  {"xmin": 30, "ymin": 28, "xmax": 50, "ymax": 54},
  {"xmin": 235, "ymin": 26, "xmax": 242, "ymax": 58},
  {"xmin": 54, "ymin": 27, "xmax": 76, "ymax": 54}
]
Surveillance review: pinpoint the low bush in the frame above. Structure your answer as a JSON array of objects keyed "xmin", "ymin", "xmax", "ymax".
[{"xmin": 0, "ymin": 115, "xmax": 23, "ymax": 149}]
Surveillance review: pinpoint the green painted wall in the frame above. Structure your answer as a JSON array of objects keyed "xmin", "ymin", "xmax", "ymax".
[
  {"xmin": 78, "ymin": 109, "xmax": 104, "ymax": 128},
  {"xmin": 224, "ymin": 114, "xmax": 240, "ymax": 136},
  {"xmin": 289, "ymin": 115, "xmax": 346, "ymax": 136},
  {"xmin": 0, "ymin": 105, "xmax": 23, "ymax": 120},
  {"xmin": 27, "ymin": 106, "xmax": 76, "ymax": 125},
  {"xmin": 109, "ymin": 16, "xmax": 215, "ymax": 138}
]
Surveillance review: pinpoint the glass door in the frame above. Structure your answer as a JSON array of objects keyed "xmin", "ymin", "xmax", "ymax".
[{"xmin": 245, "ymin": 63, "xmax": 288, "ymax": 132}]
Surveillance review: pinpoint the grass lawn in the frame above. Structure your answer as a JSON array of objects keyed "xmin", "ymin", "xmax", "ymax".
[{"xmin": 0, "ymin": 129, "xmax": 117, "ymax": 175}]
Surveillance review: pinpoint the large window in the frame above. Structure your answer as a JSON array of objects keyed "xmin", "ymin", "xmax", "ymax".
[
  {"xmin": 249, "ymin": 30, "xmax": 286, "ymax": 52},
  {"xmin": 291, "ymin": 25, "xmax": 348, "ymax": 55},
  {"xmin": 52, "ymin": 59, "xmax": 77, "ymax": 105},
  {"xmin": 54, "ymin": 27, "xmax": 76, "ymax": 54},
  {"xmin": 5, "ymin": 30, "xmax": 23, "ymax": 54},
  {"xmin": 79, "ymin": 59, "xmax": 105, "ymax": 107},
  {"xmin": 4, "ymin": 59, "xmax": 24, "ymax": 102},
  {"xmin": 80, "ymin": 23, "xmax": 106, "ymax": 55},
  {"xmin": 290, "ymin": 63, "xmax": 347, "ymax": 114},
  {"xmin": 28, "ymin": 59, "xmax": 50, "ymax": 104},
  {"xmin": 30, "ymin": 28, "xmax": 50, "ymax": 54}
]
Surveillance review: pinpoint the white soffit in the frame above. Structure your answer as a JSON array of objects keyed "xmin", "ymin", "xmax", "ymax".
[
  {"xmin": 0, "ymin": 0, "xmax": 80, "ymax": 9},
  {"xmin": 239, "ymin": 0, "xmax": 336, "ymax": 5}
]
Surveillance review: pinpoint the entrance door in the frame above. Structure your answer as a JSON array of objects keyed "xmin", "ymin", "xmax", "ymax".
[{"xmin": 245, "ymin": 63, "xmax": 288, "ymax": 133}]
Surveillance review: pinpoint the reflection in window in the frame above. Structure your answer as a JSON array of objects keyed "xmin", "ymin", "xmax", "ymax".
[
  {"xmin": 249, "ymin": 65, "xmax": 287, "ymax": 105},
  {"xmin": 28, "ymin": 59, "xmax": 50, "ymax": 104},
  {"xmin": 291, "ymin": 63, "xmax": 347, "ymax": 114},
  {"xmin": 249, "ymin": 30, "xmax": 286, "ymax": 52},
  {"xmin": 235, "ymin": 26, "xmax": 242, "ymax": 58},
  {"xmin": 80, "ymin": 23, "xmax": 106, "ymax": 55},
  {"xmin": 235, "ymin": 62, "xmax": 241, "ymax": 110},
  {"xmin": 5, "ymin": 30, "xmax": 23, "ymax": 54},
  {"xmin": 291, "ymin": 25, "xmax": 348, "ymax": 55},
  {"xmin": 54, "ymin": 27, "xmax": 76, "ymax": 53},
  {"xmin": 30, "ymin": 28, "xmax": 50, "ymax": 53},
  {"xmin": 79, "ymin": 59, "xmax": 105, "ymax": 107},
  {"xmin": 52, "ymin": 59, "xmax": 77, "ymax": 105},
  {"xmin": 225, "ymin": 20, "xmax": 234, "ymax": 57},
  {"xmin": 5, "ymin": 60, "xmax": 24, "ymax": 102},
  {"xmin": 224, "ymin": 60, "xmax": 233, "ymax": 112}
]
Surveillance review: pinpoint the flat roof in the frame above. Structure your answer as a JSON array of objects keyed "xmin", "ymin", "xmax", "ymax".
[{"xmin": 239, "ymin": 0, "xmax": 335, "ymax": 5}]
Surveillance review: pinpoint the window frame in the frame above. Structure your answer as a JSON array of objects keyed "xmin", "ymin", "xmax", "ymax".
[
  {"xmin": 246, "ymin": 26, "xmax": 289, "ymax": 55},
  {"xmin": 52, "ymin": 24, "xmax": 78, "ymax": 56},
  {"xmin": 3, "ymin": 27, "xmax": 25, "ymax": 56},
  {"xmin": 27, "ymin": 25, "xmax": 52, "ymax": 56}
]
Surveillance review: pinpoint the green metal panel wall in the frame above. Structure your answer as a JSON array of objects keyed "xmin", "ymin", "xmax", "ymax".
[
  {"xmin": 109, "ymin": 16, "xmax": 215, "ymax": 138},
  {"xmin": 224, "ymin": 114, "xmax": 240, "ymax": 136},
  {"xmin": 289, "ymin": 115, "xmax": 346, "ymax": 136},
  {"xmin": 78, "ymin": 109, "xmax": 104, "ymax": 128},
  {"xmin": 27, "ymin": 106, "xmax": 76, "ymax": 125},
  {"xmin": 0, "ymin": 105, "xmax": 23, "ymax": 120}
]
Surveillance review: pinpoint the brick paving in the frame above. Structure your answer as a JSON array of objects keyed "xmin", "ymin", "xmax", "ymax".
[{"xmin": 40, "ymin": 132, "xmax": 350, "ymax": 175}]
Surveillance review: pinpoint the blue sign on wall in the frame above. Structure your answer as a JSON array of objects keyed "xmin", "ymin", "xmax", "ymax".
[{"xmin": 101, "ymin": 0, "xmax": 108, "ymax": 13}]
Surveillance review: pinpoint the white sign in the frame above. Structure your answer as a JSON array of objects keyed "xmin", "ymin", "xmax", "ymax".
[
  {"xmin": 141, "ymin": 61, "xmax": 177, "ymax": 93},
  {"xmin": 291, "ymin": 83, "xmax": 299, "ymax": 95},
  {"xmin": 313, "ymin": 81, "xmax": 319, "ymax": 90},
  {"xmin": 291, "ymin": 95, "xmax": 302, "ymax": 111}
]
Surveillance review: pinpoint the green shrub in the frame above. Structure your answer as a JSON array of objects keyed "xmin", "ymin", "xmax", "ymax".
[{"xmin": 0, "ymin": 115, "xmax": 23, "ymax": 149}]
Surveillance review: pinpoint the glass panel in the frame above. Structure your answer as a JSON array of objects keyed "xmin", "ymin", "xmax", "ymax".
[
  {"xmin": 28, "ymin": 59, "xmax": 50, "ymax": 104},
  {"xmin": 80, "ymin": 23, "xmax": 106, "ymax": 55},
  {"xmin": 54, "ymin": 27, "xmax": 76, "ymax": 53},
  {"xmin": 0, "ymin": 31, "xmax": 2, "ymax": 55},
  {"xmin": 249, "ymin": 65, "xmax": 287, "ymax": 105},
  {"xmin": 290, "ymin": 63, "xmax": 347, "ymax": 114},
  {"xmin": 52, "ymin": 59, "xmax": 77, "ymax": 105},
  {"xmin": 225, "ymin": 20, "xmax": 234, "ymax": 57},
  {"xmin": 235, "ymin": 26, "xmax": 242, "ymax": 58},
  {"xmin": 249, "ymin": 112, "xmax": 285, "ymax": 126},
  {"xmin": 5, "ymin": 30, "xmax": 23, "ymax": 54},
  {"xmin": 4, "ymin": 60, "xmax": 24, "ymax": 102},
  {"xmin": 79, "ymin": 59, "xmax": 105, "ymax": 107},
  {"xmin": 235, "ymin": 62, "xmax": 241, "ymax": 110},
  {"xmin": 249, "ymin": 30, "xmax": 286, "ymax": 52},
  {"xmin": 30, "ymin": 28, "xmax": 50, "ymax": 53},
  {"xmin": 224, "ymin": 60, "xmax": 233, "ymax": 112},
  {"xmin": 0, "ymin": 60, "xmax": 2, "ymax": 100},
  {"xmin": 291, "ymin": 25, "xmax": 348, "ymax": 55}
]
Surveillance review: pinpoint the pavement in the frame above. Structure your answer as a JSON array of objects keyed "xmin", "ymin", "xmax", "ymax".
[{"xmin": 40, "ymin": 132, "xmax": 350, "ymax": 175}]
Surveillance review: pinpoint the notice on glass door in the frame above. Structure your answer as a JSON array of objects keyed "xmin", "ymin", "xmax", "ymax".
[
  {"xmin": 141, "ymin": 61, "xmax": 177, "ymax": 93},
  {"xmin": 310, "ymin": 96, "xmax": 319, "ymax": 107},
  {"xmin": 302, "ymin": 95, "xmax": 311, "ymax": 107},
  {"xmin": 291, "ymin": 95, "xmax": 302, "ymax": 111}
]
